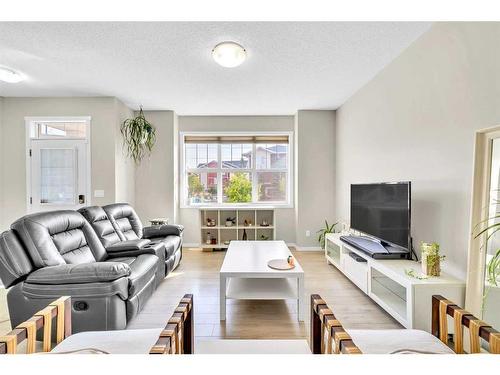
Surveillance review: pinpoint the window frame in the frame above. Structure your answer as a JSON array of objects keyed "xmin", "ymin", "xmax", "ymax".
[{"xmin": 180, "ymin": 131, "xmax": 294, "ymax": 208}]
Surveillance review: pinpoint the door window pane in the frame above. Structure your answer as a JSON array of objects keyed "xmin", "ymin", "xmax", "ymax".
[
  {"xmin": 37, "ymin": 122, "xmax": 87, "ymax": 138},
  {"xmin": 40, "ymin": 149, "xmax": 75, "ymax": 204},
  {"xmin": 221, "ymin": 144, "xmax": 252, "ymax": 169},
  {"xmin": 223, "ymin": 172, "xmax": 252, "ymax": 203},
  {"xmin": 255, "ymin": 144, "xmax": 288, "ymax": 169},
  {"xmin": 187, "ymin": 172, "xmax": 217, "ymax": 204},
  {"xmin": 257, "ymin": 172, "xmax": 287, "ymax": 202}
]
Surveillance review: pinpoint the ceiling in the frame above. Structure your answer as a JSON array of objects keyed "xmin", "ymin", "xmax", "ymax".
[{"xmin": 0, "ymin": 22, "xmax": 431, "ymax": 115}]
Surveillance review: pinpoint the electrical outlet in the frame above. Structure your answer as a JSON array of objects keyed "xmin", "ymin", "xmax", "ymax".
[{"xmin": 305, "ymin": 230, "xmax": 311, "ymax": 237}]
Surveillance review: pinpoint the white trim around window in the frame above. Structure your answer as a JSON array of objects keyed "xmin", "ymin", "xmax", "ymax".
[{"xmin": 180, "ymin": 131, "xmax": 294, "ymax": 209}]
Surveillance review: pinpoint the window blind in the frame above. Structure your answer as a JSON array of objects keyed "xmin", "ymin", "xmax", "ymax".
[{"xmin": 184, "ymin": 134, "xmax": 289, "ymax": 144}]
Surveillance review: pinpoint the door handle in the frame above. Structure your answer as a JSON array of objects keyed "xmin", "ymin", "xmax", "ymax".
[{"xmin": 78, "ymin": 194, "xmax": 85, "ymax": 204}]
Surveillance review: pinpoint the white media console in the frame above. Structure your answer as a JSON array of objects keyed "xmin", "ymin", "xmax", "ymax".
[{"xmin": 325, "ymin": 233, "xmax": 465, "ymax": 332}]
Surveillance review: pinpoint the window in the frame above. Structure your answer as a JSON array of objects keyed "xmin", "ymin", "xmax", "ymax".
[{"xmin": 181, "ymin": 133, "xmax": 292, "ymax": 207}]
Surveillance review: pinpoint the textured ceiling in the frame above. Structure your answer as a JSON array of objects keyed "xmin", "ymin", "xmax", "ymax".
[{"xmin": 0, "ymin": 22, "xmax": 431, "ymax": 115}]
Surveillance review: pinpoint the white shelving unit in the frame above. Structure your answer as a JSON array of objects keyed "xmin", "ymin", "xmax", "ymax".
[
  {"xmin": 325, "ymin": 233, "xmax": 465, "ymax": 332},
  {"xmin": 200, "ymin": 208, "xmax": 275, "ymax": 250}
]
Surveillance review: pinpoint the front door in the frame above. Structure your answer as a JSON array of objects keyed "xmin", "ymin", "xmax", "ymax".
[{"xmin": 27, "ymin": 117, "xmax": 91, "ymax": 213}]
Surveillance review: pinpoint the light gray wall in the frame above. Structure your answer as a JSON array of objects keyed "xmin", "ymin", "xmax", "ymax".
[
  {"xmin": 0, "ymin": 97, "xmax": 3, "ymax": 230},
  {"xmin": 295, "ymin": 110, "xmax": 336, "ymax": 247},
  {"xmin": 115, "ymin": 100, "xmax": 136, "ymax": 205},
  {"xmin": 178, "ymin": 115, "xmax": 296, "ymax": 244},
  {"xmin": 0, "ymin": 97, "xmax": 131, "ymax": 230},
  {"xmin": 134, "ymin": 111, "xmax": 177, "ymax": 225},
  {"xmin": 335, "ymin": 22, "xmax": 500, "ymax": 279}
]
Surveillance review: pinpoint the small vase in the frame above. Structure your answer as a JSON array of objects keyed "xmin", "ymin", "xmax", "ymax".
[
  {"xmin": 242, "ymin": 229, "xmax": 247, "ymax": 241},
  {"xmin": 421, "ymin": 242, "xmax": 441, "ymax": 276}
]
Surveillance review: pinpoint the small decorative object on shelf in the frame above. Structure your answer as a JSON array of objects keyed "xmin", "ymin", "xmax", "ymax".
[
  {"xmin": 225, "ymin": 217, "xmax": 236, "ymax": 227},
  {"xmin": 260, "ymin": 220, "xmax": 269, "ymax": 227},
  {"xmin": 421, "ymin": 242, "xmax": 445, "ymax": 276},
  {"xmin": 242, "ymin": 229, "xmax": 248, "ymax": 240},
  {"xmin": 206, "ymin": 232, "xmax": 211, "ymax": 245},
  {"xmin": 211, "ymin": 237, "xmax": 217, "ymax": 245},
  {"xmin": 405, "ymin": 268, "xmax": 428, "ymax": 280},
  {"xmin": 244, "ymin": 219, "xmax": 253, "ymax": 227},
  {"xmin": 259, "ymin": 234, "xmax": 269, "ymax": 240},
  {"xmin": 206, "ymin": 218, "xmax": 217, "ymax": 227},
  {"xmin": 150, "ymin": 218, "xmax": 169, "ymax": 226},
  {"xmin": 287, "ymin": 255, "xmax": 295, "ymax": 267},
  {"xmin": 223, "ymin": 240, "xmax": 231, "ymax": 245}
]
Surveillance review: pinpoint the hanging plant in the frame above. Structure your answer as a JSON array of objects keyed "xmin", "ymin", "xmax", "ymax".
[{"xmin": 120, "ymin": 106, "xmax": 156, "ymax": 164}]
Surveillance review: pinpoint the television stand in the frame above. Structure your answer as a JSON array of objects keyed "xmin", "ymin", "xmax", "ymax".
[
  {"xmin": 324, "ymin": 233, "xmax": 465, "ymax": 331},
  {"xmin": 340, "ymin": 235, "xmax": 409, "ymax": 259}
]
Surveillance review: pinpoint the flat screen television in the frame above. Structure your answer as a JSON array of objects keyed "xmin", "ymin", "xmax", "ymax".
[{"xmin": 350, "ymin": 182, "xmax": 411, "ymax": 252}]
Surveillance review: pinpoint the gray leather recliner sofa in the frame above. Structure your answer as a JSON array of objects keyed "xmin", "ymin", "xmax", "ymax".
[
  {"xmin": 0, "ymin": 205, "xmax": 183, "ymax": 334},
  {"xmin": 101, "ymin": 203, "xmax": 183, "ymax": 275}
]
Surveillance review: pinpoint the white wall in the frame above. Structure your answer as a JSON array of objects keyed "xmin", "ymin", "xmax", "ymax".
[
  {"xmin": 0, "ymin": 97, "xmax": 133, "ymax": 230},
  {"xmin": 295, "ymin": 110, "xmax": 336, "ymax": 248},
  {"xmin": 178, "ymin": 115, "xmax": 296, "ymax": 245},
  {"xmin": 134, "ymin": 111, "xmax": 177, "ymax": 225},
  {"xmin": 335, "ymin": 22, "xmax": 500, "ymax": 279}
]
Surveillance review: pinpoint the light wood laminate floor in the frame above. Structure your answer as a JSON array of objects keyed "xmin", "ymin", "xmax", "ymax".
[{"xmin": 0, "ymin": 249, "xmax": 401, "ymax": 340}]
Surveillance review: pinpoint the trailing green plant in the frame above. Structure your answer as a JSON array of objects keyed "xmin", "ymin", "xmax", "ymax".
[
  {"xmin": 120, "ymin": 106, "xmax": 156, "ymax": 164},
  {"xmin": 486, "ymin": 249, "xmax": 500, "ymax": 287},
  {"xmin": 473, "ymin": 214, "xmax": 500, "ymax": 310},
  {"xmin": 317, "ymin": 220, "xmax": 338, "ymax": 249},
  {"xmin": 405, "ymin": 268, "xmax": 428, "ymax": 280}
]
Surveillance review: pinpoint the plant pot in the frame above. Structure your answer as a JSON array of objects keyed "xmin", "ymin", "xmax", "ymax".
[{"xmin": 422, "ymin": 253, "xmax": 441, "ymax": 276}]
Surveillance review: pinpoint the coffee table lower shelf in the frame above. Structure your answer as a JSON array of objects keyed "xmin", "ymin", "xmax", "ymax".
[{"xmin": 226, "ymin": 278, "xmax": 298, "ymax": 300}]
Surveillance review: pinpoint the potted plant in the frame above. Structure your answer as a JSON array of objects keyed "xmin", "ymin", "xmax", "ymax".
[
  {"xmin": 421, "ymin": 242, "xmax": 445, "ymax": 276},
  {"xmin": 120, "ymin": 106, "xmax": 156, "ymax": 164},
  {"xmin": 317, "ymin": 220, "xmax": 338, "ymax": 249}
]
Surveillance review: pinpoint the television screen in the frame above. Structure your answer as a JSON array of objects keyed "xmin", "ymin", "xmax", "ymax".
[{"xmin": 350, "ymin": 182, "xmax": 410, "ymax": 250}]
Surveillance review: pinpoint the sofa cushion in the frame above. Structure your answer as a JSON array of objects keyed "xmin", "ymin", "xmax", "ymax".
[
  {"xmin": 150, "ymin": 236, "xmax": 181, "ymax": 259},
  {"xmin": 103, "ymin": 203, "xmax": 143, "ymax": 241},
  {"xmin": 26, "ymin": 262, "xmax": 130, "ymax": 284},
  {"xmin": 0, "ymin": 230, "xmax": 34, "ymax": 288},
  {"xmin": 106, "ymin": 239, "xmax": 151, "ymax": 253},
  {"xmin": 78, "ymin": 206, "xmax": 122, "ymax": 248},
  {"xmin": 106, "ymin": 254, "xmax": 158, "ymax": 296},
  {"xmin": 347, "ymin": 329, "xmax": 455, "ymax": 354},
  {"xmin": 11, "ymin": 211, "xmax": 107, "ymax": 267}
]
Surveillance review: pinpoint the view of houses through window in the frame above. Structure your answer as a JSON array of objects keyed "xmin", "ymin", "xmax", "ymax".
[{"xmin": 183, "ymin": 136, "xmax": 290, "ymax": 206}]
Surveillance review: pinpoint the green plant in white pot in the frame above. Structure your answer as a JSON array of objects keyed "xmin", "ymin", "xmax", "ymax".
[
  {"xmin": 120, "ymin": 107, "xmax": 156, "ymax": 164},
  {"xmin": 317, "ymin": 220, "xmax": 338, "ymax": 249}
]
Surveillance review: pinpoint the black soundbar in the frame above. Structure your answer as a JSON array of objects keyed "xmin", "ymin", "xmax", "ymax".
[{"xmin": 340, "ymin": 235, "xmax": 409, "ymax": 259}]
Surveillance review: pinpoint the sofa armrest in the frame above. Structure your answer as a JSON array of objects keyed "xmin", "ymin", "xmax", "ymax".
[
  {"xmin": 143, "ymin": 224, "xmax": 184, "ymax": 238},
  {"xmin": 26, "ymin": 262, "xmax": 131, "ymax": 285},
  {"xmin": 106, "ymin": 239, "xmax": 151, "ymax": 252}
]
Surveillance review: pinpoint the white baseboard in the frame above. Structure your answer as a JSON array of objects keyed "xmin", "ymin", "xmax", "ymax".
[
  {"xmin": 183, "ymin": 243, "xmax": 201, "ymax": 248},
  {"xmin": 183, "ymin": 242, "xmax": 322, "ymax": 252},
  {"xmin": 295, "ymin": 246, "xmax": 323, "ymax": 251}
]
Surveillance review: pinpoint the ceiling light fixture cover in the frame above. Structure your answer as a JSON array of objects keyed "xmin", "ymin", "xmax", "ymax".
[
  {"xmin": 212, "ymin": 42, "xmax": 246, "ymax": 68},
  {"xmin": 0, "ymin": 67, "xmax": 25, "ymax": 83}
]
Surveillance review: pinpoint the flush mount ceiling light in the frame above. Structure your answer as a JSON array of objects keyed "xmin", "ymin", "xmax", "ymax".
[
  {"xmin": 0, "ymin": 67, "xmax": 25, "ymax": 83},
  {"xmin": 212, "ymin": 42, "xmax": 247, "ymax": 68}
]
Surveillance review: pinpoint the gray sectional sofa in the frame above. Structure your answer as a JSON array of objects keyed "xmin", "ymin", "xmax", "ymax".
[{"xmin": 0, "ymin": 203, "xmax": 183, "ymax": 333}]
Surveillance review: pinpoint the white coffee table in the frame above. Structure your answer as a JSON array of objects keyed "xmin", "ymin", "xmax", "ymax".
[{"xmin": 219, "ymin": 241, "xmax": 305, "ymax": 321}]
